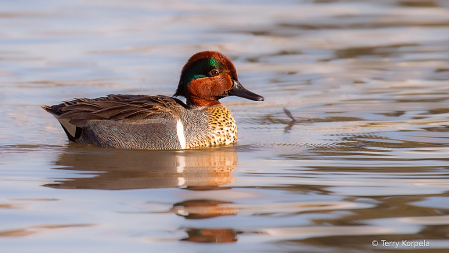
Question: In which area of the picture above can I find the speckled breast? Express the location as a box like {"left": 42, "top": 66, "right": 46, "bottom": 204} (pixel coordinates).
{"left": 206, "top": 105, "right": 237, "bottom": 146}
{"left": 181, "top": 104, "right": 237, "bottom": 148}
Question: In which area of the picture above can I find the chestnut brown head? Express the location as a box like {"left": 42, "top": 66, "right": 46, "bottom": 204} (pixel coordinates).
{"left": 174, "top": 51, "right": 264, "bottom": 107}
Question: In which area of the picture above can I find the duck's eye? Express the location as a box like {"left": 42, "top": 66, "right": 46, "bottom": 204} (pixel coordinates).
{"left": 209, "top": 69, "right": 219, "bottom": 77}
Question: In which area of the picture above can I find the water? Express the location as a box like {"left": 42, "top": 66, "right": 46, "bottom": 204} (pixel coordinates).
{"left": 1, "top": 0, "right": 449, "bottom": 252}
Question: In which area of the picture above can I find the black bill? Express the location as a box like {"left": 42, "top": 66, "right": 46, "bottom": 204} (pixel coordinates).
{"left": 228, "top": 80, "right": 264, "bottom": 101}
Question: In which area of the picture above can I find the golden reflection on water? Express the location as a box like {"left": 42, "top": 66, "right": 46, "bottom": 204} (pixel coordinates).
{"left": 182, "top": 228, "right": 238, "bottom": 243}
{"left": 45, "top": 145, "right": 237, "bottom": 190}
{"left": 43, "top": 145, "right": 242, "bottom": 243}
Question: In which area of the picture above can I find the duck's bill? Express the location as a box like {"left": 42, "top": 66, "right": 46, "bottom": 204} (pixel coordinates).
{"left": 229, "top": 80, "right": 264, "bottom": 101}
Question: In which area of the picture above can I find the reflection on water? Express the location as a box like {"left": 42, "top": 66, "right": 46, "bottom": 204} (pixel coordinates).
{"left": 1, "top": 0, "right": 449, "bottom": 252}
{"left": 182, "top": 228, "right": 238, "bottom": 243}
{"left": 170, "top": 199, "right": 237, "bottom": 219}
{"left": 44, "top": 145, "right": 242, "bottom": 243}
{"left": 45, "top": 145, "right": 237, "bottom": 190}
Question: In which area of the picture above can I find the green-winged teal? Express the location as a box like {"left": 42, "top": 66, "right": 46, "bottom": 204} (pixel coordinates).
{"left": 42, "top": 51, "right": 264, "bottom": 150}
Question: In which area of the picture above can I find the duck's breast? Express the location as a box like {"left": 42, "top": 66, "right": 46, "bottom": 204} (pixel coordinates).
{"left": 180, "top": 105, "right": 237, "bottom": 148}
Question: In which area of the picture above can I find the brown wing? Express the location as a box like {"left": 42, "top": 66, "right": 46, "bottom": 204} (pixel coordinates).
{"left": 42, "top": 94, "right": 187, "bottom": 127}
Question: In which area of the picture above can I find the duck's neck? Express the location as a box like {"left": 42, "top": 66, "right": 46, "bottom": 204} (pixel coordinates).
{"left": 187, "top": 97, "right": 221, "bottom": 107}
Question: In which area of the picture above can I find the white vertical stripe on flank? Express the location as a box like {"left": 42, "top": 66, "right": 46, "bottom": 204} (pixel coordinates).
{"left": 177, "top": 177, "right": 186, "bottom": 186}
{"left": 176, "top": 119, "right": 186, "bottom": 149}
{"left": 176, "top": 155, "right": 186, "bottom": 173}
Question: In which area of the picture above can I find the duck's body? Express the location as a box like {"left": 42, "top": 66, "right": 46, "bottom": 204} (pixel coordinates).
{"left": 43, "top": 94, "right": 237, "bottom": 149}
{"left": 42, "top": 51, "right": 263, "bottom": 150}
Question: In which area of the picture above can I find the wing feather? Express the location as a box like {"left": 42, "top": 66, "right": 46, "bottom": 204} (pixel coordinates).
{"left": 42, "top": 94, "right": 187, "bottom": 127}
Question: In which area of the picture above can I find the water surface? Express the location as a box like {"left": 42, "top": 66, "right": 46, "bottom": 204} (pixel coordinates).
{"left": 1, "top": 0, "right": 449, "bottom": 252}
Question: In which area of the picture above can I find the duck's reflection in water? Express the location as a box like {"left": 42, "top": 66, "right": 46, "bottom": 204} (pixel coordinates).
{"left": 45, "top": 145, "right": 240, "bottom": 243}
{"left": 171, "top": 199, "right": 237, "bottom": 219}
{"left": 182, "top": 228, "right": 238, "bottom": 243}
{"left": 45, "top": 144, "right": 237, "bottom": 190}
{"left": 171, "top": 199, "right": 240, "bottom": 243}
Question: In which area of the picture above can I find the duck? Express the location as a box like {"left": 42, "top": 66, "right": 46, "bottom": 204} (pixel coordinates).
{"left": 42, "top": 51, "right": 264, "bottom": 150}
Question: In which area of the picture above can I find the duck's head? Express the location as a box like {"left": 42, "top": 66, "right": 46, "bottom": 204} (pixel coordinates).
{"left": 174, "top": 51, "right": 264, "bottom": 107}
